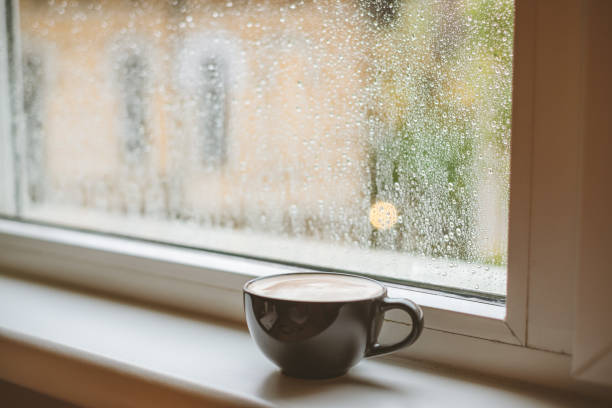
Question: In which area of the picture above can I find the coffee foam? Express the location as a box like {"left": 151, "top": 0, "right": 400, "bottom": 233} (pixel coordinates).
{"left": 246, "top": 274, "right": 384, "bottom": 302}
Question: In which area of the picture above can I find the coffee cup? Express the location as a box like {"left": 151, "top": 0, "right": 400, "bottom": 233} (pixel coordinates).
{"left": 243, "top": 272, "right": 424, "bottom": 379}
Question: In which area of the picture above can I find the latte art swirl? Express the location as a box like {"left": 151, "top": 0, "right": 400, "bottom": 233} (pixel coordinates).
{"left": 246, "top": 274, "right": 384, "bottom": 302}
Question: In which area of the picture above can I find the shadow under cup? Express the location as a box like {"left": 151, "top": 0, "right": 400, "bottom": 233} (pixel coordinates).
{"left": 243, "top": 272, "right": 424, "bottom": 379}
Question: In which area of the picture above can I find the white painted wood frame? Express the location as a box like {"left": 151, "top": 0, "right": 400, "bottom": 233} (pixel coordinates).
{"left": 571, "top": 0, "right": 612, "bottom": 387}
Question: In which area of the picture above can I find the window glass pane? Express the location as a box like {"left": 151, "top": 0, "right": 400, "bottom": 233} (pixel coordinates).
{"left": 15, "top": 0, "right": 513, "bottom": 297}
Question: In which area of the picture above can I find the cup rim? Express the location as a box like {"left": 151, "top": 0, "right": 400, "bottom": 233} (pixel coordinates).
{"left": 242, "top": 271, "right": 387, "bottom": 303}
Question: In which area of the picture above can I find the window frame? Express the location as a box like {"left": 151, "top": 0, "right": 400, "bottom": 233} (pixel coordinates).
{"left": 0, "top": 0, "right": 607, "bottom": 388}
{"left": 571, "top": 0, "right": 612, "bottom": 387}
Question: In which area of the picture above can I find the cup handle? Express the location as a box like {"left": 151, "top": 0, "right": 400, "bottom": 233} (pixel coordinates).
{"left": 365, "top": 297, "right": 424, "bottom": 358}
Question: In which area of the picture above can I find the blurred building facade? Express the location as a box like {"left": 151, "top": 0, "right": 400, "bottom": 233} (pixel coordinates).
{"left": 20, "top": 0, "right": 379, "bottom": 235}
{"left": 18, "top": 0, "right": 511, "bottom": 265}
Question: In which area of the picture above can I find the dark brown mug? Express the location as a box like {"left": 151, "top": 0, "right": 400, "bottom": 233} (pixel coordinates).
{"left": 243, "top": 272, "right": 424, "bottom": 379}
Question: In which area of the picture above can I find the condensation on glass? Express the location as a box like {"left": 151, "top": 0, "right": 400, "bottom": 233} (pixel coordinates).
{"left": 14, "top": 0, "right": 514, "bottom": 296}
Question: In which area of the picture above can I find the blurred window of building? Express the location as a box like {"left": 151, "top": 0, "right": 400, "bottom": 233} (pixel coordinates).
{"left": 115, "top": 48, "right": 149, "bottom": 162}
{"left": 198, "top": 57, "right": 227, "bottom": 167}
{"left": 22, "top": 50, "right": 45, "bottom": 203}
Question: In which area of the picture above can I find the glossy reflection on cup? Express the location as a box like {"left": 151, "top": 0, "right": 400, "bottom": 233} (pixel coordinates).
{"left": 243, "top": 272, "right": 424, "bottom": 379}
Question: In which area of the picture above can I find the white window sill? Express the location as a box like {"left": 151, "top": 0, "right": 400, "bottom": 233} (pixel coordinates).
{"left": 0, "top": 274, "right": 606, "bottom": 407}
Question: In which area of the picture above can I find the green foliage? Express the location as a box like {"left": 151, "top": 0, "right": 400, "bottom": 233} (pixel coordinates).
{"left": 370, "top": 0, "right": 514, "bottom": 265}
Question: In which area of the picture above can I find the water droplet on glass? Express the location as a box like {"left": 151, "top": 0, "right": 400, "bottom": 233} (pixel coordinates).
{"left": 17, "top": 0, "right": 513, "bottom": 297}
